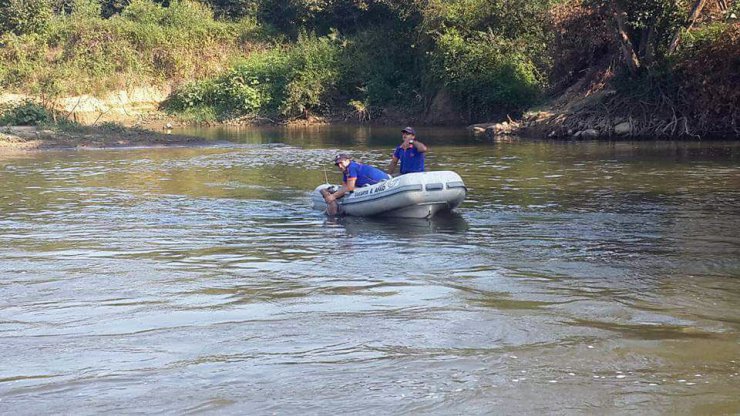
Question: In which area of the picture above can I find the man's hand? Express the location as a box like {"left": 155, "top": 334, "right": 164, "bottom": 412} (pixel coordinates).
{"left": 401, "top": 137, "right": 412, "bottom": 150}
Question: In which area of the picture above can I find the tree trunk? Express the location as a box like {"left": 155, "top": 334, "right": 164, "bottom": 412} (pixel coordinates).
{"left": 668, "top": 0, "right": 710, "bottom": 55}
{"left": 609, "top": 0, "right": 641, "bottom": 75}
{"left": 638, "top": 24, "right": 656, "bottom": 67}
{"left": 644, "top": 25, "right": 656, "bottom": 67}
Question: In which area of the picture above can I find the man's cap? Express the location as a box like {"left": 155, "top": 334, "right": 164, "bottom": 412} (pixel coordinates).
{"left": 401, "top": 126, "right": 416, "bottom": 135}
{"left": 334, "top": 154, "right": 351, "bottom": 164}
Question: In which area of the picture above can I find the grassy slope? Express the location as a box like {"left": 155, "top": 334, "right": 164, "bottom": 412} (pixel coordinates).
{"left": 0, "top": 0, "right": 262, "bottom": 98}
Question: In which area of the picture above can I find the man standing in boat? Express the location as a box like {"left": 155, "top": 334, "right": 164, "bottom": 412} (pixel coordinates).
{"left": 321, "top": 154, "right": 390, "bottom": 215}
{"left": 387, "top": 127, "right": 428, "bottom": 176}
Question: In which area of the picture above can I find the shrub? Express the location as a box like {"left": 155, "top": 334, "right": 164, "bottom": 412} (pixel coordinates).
{"left": 0, "top": 0, "right": 53, "bottom": 35}
{"left": 0, "top": 0, "right": 264, "bottom": 96}
{"left": 160, "top": 0, "right": 215, "bottom": 28}
{"left": 420, "top": 0, "right": 551, "bottom": 121}
{"left": 167, "top": 32, "right": 341, "bottom": 119}
{"left": 0, "top": 100, "right": 50, "bottom": 125}
{"left": 279, "top": 31, "right": 340, "bottom": 116}
{"left": 71, "top": 0, "right": 101, "bottom": 19}
{"left": 337, "top": 27, "right": 419, "bottom": 108}
{"left": 674, "top": 23, "right": 740, "bottom": 134}
{"left": 119, "top": 0, "right": 164, "bottom": 24}
{"left": 428, "top": 28, "right": 544, "bottom": 121}
{"left": 203, "top": 0, "right": 258, "bottom": 20}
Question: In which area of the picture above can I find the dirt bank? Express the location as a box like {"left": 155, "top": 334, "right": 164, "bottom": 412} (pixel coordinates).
{"left": 1, "top": 87, "right": 170, "bottom": 126}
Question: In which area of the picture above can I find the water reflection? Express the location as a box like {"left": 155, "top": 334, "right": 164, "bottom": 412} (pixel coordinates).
{"left": 172, "top": 125, "right": 480, "bottom": 149}
{"left": 325, "top": 212, "right": 469, "bottom": 238}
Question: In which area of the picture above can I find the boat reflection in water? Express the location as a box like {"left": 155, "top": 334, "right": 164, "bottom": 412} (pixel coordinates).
{"left": 324, "top": 211, "right": 469, "bottom": 238}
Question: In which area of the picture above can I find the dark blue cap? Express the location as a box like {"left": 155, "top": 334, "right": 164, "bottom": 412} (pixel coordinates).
{"left": 334, "top": 154, "right": 350, "bottom": 164}
{"left": 401, "top": 127, "right": 416, "bottom": 135}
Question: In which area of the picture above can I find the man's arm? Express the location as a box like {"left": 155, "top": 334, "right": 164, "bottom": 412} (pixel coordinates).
{"left": 412, "top": 139, "right": 428, "bottom": 153}
{"left": 324, "top": 178, "right": 357, "bottom": 202}
{"left": 388, "top": 156, "right": 399, "bottom": 175}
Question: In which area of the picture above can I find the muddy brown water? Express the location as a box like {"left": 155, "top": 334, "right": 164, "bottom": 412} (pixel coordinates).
{"left": 1, "top": 126, "right": 739, "bottom": 414}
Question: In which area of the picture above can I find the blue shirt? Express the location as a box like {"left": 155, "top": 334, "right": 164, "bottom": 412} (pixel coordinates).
{"left": 343, "top": 161, "right": 390, "bottom": 187}
{"left": 393, "top": 144, "right": 425, "bottom": 174}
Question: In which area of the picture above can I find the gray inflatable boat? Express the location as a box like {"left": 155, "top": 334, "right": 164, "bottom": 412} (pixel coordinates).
{"left": 311, "top": 171, "right": 467, "bottom": 218}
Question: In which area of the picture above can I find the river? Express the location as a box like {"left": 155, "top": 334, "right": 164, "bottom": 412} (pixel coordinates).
{"left": 1, "top": 126, "right": 739, "bottom": 414}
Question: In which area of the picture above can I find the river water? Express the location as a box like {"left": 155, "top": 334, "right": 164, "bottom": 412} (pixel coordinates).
{"left": 1, "top": 126, "right": 739, "bottom": 414}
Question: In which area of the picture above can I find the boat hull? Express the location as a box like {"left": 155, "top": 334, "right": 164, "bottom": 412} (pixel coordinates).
{"left": 311, "top": 171, "right": 467, "bottom": 218}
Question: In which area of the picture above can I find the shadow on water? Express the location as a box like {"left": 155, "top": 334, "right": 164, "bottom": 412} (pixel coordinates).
{"left": 325, "top": 212, "right": 469, "bottom": 238}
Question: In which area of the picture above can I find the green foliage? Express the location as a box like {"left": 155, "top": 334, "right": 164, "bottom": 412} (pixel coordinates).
{"left": 584, "top": 0, "right": 695, "bottom": 66}
{"left": 3, "top": 0, "right": 727, "bottom": 128}
{"left": 424, "top": 0, "right": 550, "bottom": 40}
{"left": 167, "top": 32, "right": 341, "bottom": 119}
{"left": 161, "top": 0, "right": 215, "bottom": 27}
{"left": 71, "top": 0, "right": 101, "bottom": 19}
{"left": 420, "top": 0, "right": 551, "bottom": 120}
{"left": 254, "top": 0, "right": 405, "bottom": 38}
{"left": 674, "top": 22, "right": 739, "bottom": 133}
{"left": 165, "top": 0, "right": 553, "bottom": 122}
{"left": 428, "top": 28, "right": 544, "bottom": 120}
{"left": 119, "top": 0, "right": 214, "bottom": 25}
{"left": 97, "top": 120, "right": 126, "bottom": 131}
{"left": 202, "top": 0, "right": 258, "bottom": 19}
{"left": 279, "top": 31, "right": 340, "bottom": 115}
{"left": 119, "top": 0, "right": 162, "bottom": 23}
{"left": 337, "top": 27, "right": 419, "bottom": 108}
{"left": 176, "top": 105, "right": 219, "bottom": 123}
{"left": 1, "top": 0, "right": 556, "bottom": 123}
{"left": 52, "top": 116, "right": 87, "bottom": 132}
{"left": 679, "top": 21, "right": 732, "bottom": 52}
{"left": 0, "top": 0, "right": 53, "bottom": 35}
{"left": 0, "top": 0, "right": 262, "bottom": 95}
{"left": 166, "top": 49, "right": 283, "bottom": 118}
{"left": 0, "top": 100, "right": 50, "bottom": 125}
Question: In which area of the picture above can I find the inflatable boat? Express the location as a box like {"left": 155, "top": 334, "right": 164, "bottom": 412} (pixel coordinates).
{"left": 311, "top": 171, "right": 467, "bottom": 218}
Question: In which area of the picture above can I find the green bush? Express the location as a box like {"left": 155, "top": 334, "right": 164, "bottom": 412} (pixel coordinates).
{"left": 70, "top": 0, "right": 101, "bottom": 19}
{"left": 0, "top": 0, "right": 53, "bottom": 35}
{"left": 0, "top": 100, "right": 50, "bottom": 125}
{"left": 0, "top": 0, "right": 264, "bottom": 95}
{"left": 119, "top": 0, "right": 163, "bottom": 24}
{"left": 674, "top": 23, "right": 739, "bottom": 134}
{"left": 279, "top": 31, "right": 340, "bottom": 115}
{"left": 203, "top": 0, "right": 258, "bottom": 20}
{"left": 428, "top": 28, "right": 543, "bottom": 120}
{"left": 337, "top": 27, "right": 419, "bottom": 108}
{"left": 166, "top": 49, "right": 285, "bottom": 118}
{"left": 167, "top": 32, "right": 341, "bottom": 119}
{"left": 161, "top": 0, "right": 215, "bottom": 27}
{"left": 0, "top": 0, "right": 566, "bottom": 123}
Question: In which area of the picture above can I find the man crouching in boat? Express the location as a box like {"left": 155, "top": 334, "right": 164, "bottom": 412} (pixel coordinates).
{"left": 321, "top": 154, "right": 391, "bottom": 215}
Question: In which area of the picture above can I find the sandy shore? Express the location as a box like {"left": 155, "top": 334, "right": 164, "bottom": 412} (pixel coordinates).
{"left": 0, "top": 125, "right": 212, "bottom": 151}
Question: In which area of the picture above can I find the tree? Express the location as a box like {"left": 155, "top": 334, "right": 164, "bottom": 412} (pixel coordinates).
{"left": 667, "top": 0, "right": 710, "bottom": 54}
{"left": 609, "top": 0, "right": 641, "bottom": 74}
{"left": 591, "top": 0, "right": 694, "bottom": 74}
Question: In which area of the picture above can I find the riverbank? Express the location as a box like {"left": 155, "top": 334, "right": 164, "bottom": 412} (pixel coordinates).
{"left": 468, "top": 70, "right": 739, "bottom": 141}
{"left": 468, "top": 88, "right": 650, "bottom": 141}
{"left": 0, "top": 125, "right": 211, "bottom": 151}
